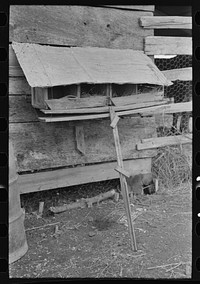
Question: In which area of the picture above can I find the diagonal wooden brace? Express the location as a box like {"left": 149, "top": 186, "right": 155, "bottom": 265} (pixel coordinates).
{"left": 109, "top": 106, "right": 137, "bottom": 252}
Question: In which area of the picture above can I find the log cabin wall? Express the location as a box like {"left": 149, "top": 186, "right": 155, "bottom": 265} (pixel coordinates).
{"left": 9, "top": 5, "right": 157, "bottom": 194}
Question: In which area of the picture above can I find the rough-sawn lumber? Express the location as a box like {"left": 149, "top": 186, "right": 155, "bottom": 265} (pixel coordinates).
{"left": 39, "top": 101, "right": 192, "bottom": 122}
{"left": 18, "top": 158, "right": 152, "bottom": 194}
{"left": 49, "top": 189, "right": 117, "bottom": 213}
{"left": 10, "top": 117, "right": 156, "bottom": 172}
{"left": 137, "top": 134, "right": 192, "bottom": 150}
{"left": 145, "top": 36, "right": 192, "bottom": 55}
{"left": 10, "top": 6, "right": 153, "bottom": 50}
{"left": 140, "top": 16, "right": 192, "bottom": 29}
{"left": 161, "top": 68, "right": 192, "bottom": 82}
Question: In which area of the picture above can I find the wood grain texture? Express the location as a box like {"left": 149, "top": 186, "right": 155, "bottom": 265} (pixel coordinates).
{"left": 10, "top": 6, "right": 153, "bottom": 49}
{"left": 39, "top": 101, "right": 192, "bottom": 122}
{"left": 9, "top": 66, "right": 24, "bottom": 77}
{"left": 145, "top": 36, "right": 192, "bottom": 55}
{"left": 140, "top": 16, "right": 192, "bottom": 29}
{"left": 9, "top": 92, "right": 169, "bottom": 123}
{"left": 41, "top": 100, "right": 169, "bottom": 115}
{"left": 137, "top": 134, "right": 192, "bottom": 150}
{"left": 102, "top": 5, "right": 154, "bottom": 12}
{"left": 109, "top": 106, "right": 137, "bottom": 251}
{"left": 18, "top": 157, "right": 152, "bottom": 194}
{"left": 9, "top": 117, "right": 157, "bottom": 172}
{"left": 45, "top": 96, "right": 108, "bottom": 110}
{"left": 9, "top": 95, "right": 39, "bottom": 123}
{"left": 9, "top": 45, "right": 20, "bottom": 67}
{"left": 162, "top": 67, "right": 192, "bottom": 81}
{"left": 112, "top": 91, "right": 164, "bottom": 106}
{"left": 9, "top": 77, "right": 31, "bottom": 95}
{"left": 75, "top": 125, "right": 86, "bottom": 155}
{"left": 141, "top": 101, "right": 192, "bottom": 116}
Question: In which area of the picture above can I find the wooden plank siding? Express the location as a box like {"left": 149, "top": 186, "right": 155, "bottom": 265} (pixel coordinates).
{"left": 9, "top": 5, "right": 158, "bottom": 183}
{"left": 9, "top": 77, "right": 31, "bottom": 95}
{"left": 10, "top": 117, "right": 157, "bottom": 172}
{"left": 144, "top": 36, "right": 192, "bottom": 55}
{"left": 140, "top": 16, "right": 192, "bottom": 29}
{"left": 18, "top": 157, "right": 152, "bottom": 194}
{"left": 137, "top": 134, "right": 192, "bottom": 150}
{"left": 9, "top": 6, "right": 153, "bottom": 50}
{"left": 9, "top": 95, "right": 39, "bottom": 123}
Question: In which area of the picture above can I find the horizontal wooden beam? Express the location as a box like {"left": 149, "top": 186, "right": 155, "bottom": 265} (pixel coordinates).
{"left": 162, "top": 67, "right": 192, "bottom": 82}
{"left": 18, "top": 158, "right": 152, "bottom": 194}
{"left": 141, "top": 101, "right": 192, "bottom": 116}
{"left": 140, "top": 16, "right": 192, "bottom": 29}
{"left": 111, "top": 91, "right": 164, "bottom": 106}
{"left": 39, "top": 102, "right": 192, "bottom": 122}
{"left": 137, "top": 134, "right": 192, "bottom": 150}
{"left": 145, "top": 36, "right": 192, "bottom": 55}
{"left": 41, "top": 100, "right": 169, "bottom": 115}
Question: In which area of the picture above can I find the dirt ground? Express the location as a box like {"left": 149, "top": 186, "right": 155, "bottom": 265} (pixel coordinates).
{"left": 9, "top": 180, "right": 192, "bottom": 279}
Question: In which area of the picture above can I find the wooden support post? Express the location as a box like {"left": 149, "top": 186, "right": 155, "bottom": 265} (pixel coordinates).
{"left": 110, "top": 106, "right": 137, "bottom": 252}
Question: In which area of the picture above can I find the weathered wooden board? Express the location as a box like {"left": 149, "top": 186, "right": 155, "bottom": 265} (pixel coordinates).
{"left": 9, "top": 77, "right": 31, "bottom": 95}
{"left": 9, "top": 95, "right": 39, "bottom": 123}
{"left": 18, "top": 157, "right": 152, "bottom": 194}
{"left": 9, "top": 44, "right": 20, "bottom": 68}
{"left": 102, "top": 6, "right": 154, "bottom": 12}
{"left": 145, "top": 36, "right": 192, "bottom": 55}
{"left": 112, "top": 91, "right": 164, "bottom": 106}
{"left": 10, "top": 6, "right": 153, "bottom": 49}
{"left": 46, "top": 96, "right": 108, "bottom": 110}
{"left": 141, "top": 101, "right": 192, "bottom": 116}
{"left": 75, "top": 125, "right": 86, "bottom": 155}
{"left": 9, "top": 94, "right": 169, "bottom": 123}
{"left": 41, "top": 100, "right": 169, "bottom": 115}
{"left": 39, "top": 101, "right": 192, "bottom": 122}
{"left": 9, "top": 66, "right": 24, "bottom": 77}
{"left": 140, "top": 16, "right": 192, "bottom": 29}
{"left": 9, "top": 117, "right": 157, "bottom": 172}
{"left": 162, "top": 67, "right": 192, "bottom": 81}
{"left": 137, "top": 134, "right": 192, "bottom": 150}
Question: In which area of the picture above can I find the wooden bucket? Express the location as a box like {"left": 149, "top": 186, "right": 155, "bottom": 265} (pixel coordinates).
{"left": 9, "top": 141, "right": 28, "bottom": 264}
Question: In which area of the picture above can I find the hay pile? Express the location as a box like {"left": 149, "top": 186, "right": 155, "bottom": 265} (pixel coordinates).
{"left": 152, "top": 145, "right": 192, "bottom": 189}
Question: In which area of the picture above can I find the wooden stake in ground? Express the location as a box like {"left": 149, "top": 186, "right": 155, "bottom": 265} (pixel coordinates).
{"left": 109, "top": 106, "right": 137, "bottom": 251}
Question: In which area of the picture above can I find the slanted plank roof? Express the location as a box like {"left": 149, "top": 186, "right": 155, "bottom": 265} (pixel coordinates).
{"left": 12, "top": 42, "right": 172, "bottom": 88}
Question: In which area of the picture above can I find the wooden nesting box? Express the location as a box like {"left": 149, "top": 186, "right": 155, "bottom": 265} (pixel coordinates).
{"left": 31, "top": 85, "right": 79, "bottom": 109}
{"left": 12, "top": 42, "right": 172, "bottom": 115}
